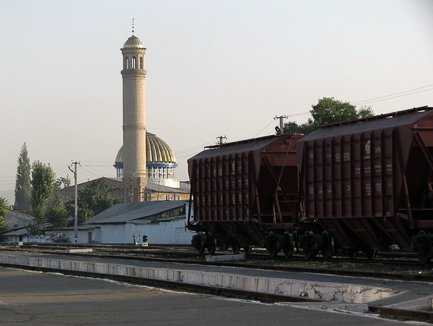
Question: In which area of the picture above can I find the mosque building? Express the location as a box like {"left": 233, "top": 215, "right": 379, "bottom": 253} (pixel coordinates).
{"left": 60, "top": 28, "right": 188, "bottom": 205}
{"left": 11, "top": 27, "right": 193, "bottom": 245}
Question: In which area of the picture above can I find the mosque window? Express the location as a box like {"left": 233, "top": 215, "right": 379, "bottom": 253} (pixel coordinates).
{"left": 132, "top": 56, "right": 137, "bottom": 69}
{"left": 125, "top": 57, "right": 129, "bottom": 69}
{"left": 140, "top": 57, "right": 143, "bottom": 69}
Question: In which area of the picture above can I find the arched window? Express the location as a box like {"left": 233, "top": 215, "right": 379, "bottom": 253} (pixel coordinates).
{"left": 125, "top": 57, "right": 129, "bottom": 69}
{"left": 132, "top": 56, "right": 136, "bottom": 69}
{"left": 140, "top": 57, "right": 143, "bottom": 69}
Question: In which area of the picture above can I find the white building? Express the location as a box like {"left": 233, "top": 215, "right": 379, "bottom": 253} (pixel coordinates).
{"left": 46, "top": 200, "right": 194, "bottom": 245}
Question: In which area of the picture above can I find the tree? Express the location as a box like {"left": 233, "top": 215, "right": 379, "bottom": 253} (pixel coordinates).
{"left": 68, "top": 179, "right": 118, "bottom": 224}
{"left": 14, "top": 143, "right": 32, "bottom": 211}
{"left": 31, "top": 161, "right": 56, "bottom": 226}
{"left": 46, "top": 192, "right": 68, "bottom": 227}
{"left": 0, "top": 197, "right": 9, "bottom": 231}
{"left": 45, "top": 179, "right": 69, "bottom": 227}
{"left": 282, "top": 97, "right": 374, "bottom": 135}
{"left": 56, "top": 176, "right": 71, "bottom": 189}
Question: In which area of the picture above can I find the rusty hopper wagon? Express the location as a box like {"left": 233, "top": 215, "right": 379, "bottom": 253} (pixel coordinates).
{"left": 187, "top": 134, "right": 303, "bottom": 256}
{"left": 297, "top": 106, "right": 433, "bottom": 262}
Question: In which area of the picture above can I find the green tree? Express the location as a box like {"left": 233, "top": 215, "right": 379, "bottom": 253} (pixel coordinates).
{"left": 14, "top": 143, "right": 32, "bottom": 211}
{"left": 46, "top": 192, "right": 68, "bottom": 227}
{"left": 31, "top": 161, "right": 56, "bottom": 226}
{"left": 282, "top": 97, "right": 373, "bottom": 135}
{"left": 0, "top": 197, "right": 9, "bottom": 231}
{"left": 68, "top": 179, "right": 118, "bottom": 224}
{"left": 56, "top": 176, "right": 71, "bottom": 189}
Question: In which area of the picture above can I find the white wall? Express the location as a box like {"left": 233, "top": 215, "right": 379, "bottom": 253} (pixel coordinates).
{"left": 125, "top": 218, "right": 194, "bottom": 245}
{"left": 45, "top": 230, "right": 95, "bottom": 244}
{"left": 45, "top": 204, "right": 195, "bottom": 245}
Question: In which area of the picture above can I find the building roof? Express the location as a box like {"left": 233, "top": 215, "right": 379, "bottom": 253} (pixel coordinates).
{"left": 86, "top": 200, "right": 186, "bottom": 225}
{"left": 60, "top": 178, "right": 189, "bottom": 198}
{"left": 122, "top": 35, "right": 145, "bottom": 49}
{"left": 146, "top": 182, "right": 190, "bottom": 194}
{"left": 4, "top": 210, "right": 34, "bottom": 230}
{"left": 1, "top": 228, "right": 29, "bottom": 237}
{"left": 115, "top": 132, "right": 177, "bottom": 168}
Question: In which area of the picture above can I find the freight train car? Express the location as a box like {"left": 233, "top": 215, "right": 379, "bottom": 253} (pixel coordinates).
{"left": 187, "top": 134, "right": 303, "bottom": 256}
{"left": 297, "top": 106, "right": 433, "bottom": 262}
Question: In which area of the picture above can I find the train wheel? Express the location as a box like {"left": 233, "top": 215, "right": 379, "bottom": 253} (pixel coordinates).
{"left": 232, "top": 243, "right": 240, "bottom": 254}
{"left": 243, "top": 244, "right": 252, "bottom": 254}
{"left": 192, "top": 234, "right": 205, "bottom": 255}
{"left": 282, "top": 232, "right": 293, "bottom": 258}
{"left": 366, "top": 248, "right": 377, "bottom": 260}
{"left": 265, "top": 232, "right": 279, "bottom": 258}
{"left": 415, "top": 231, "right": 432, "bottom": 264}
{"left": 269, "top": 244, "right": 279, "bottom": 258}
{"left": 207, "top": 237, "right": 216, "bottom": 255}
{"left": 321, "top": 231, "right": 334, "bottom": 260}
{"left": 304, "top": 246, "right": 316, "bottom": 259}
{"left": 347, "top": 248, "right": 357, "bottom": 259}
{"left": 418, "top": 253, "right": 432, "bottom": 265}
{"left": 301, "top": 231, "right": 317, "bottom": 259}
{"left": 283, "top": 248, "right": 292, "bottom": 258}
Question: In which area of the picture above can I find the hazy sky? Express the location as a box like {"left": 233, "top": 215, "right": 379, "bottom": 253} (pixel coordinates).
{"left": 1, "top": 0, "right": 432, "bottom": 203}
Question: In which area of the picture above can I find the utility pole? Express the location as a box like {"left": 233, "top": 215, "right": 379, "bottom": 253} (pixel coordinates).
{"left": 274, "top": 115, "right": 288, "bottom": 130}
{"left": 68, "top": 161, "right": 80, "bottom": 243}
{"left": 216, "top": 135, "right": 227, "bottom": 145}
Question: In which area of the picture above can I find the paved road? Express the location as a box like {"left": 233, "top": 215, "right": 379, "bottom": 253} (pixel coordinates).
{"left": 0, "top": 267, "right": 412, "bottom": 325}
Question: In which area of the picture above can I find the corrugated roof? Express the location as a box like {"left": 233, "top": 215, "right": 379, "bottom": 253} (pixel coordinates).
{"left": 301, "top": 106, "right": 433, "bottom": 142}
{"left": 130, "top": 215, "right": 184, "bottom": 224}
{"left": 5, "top": 210, "right": 34, "bottom": 230}
{"left": 1, "top": 228, "right": 29, "bottom": 236}
{"left": 86, "top": 200, "right": 186, "bottom": 225}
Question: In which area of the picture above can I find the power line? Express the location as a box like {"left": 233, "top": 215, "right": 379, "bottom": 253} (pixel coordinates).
{"left": 80, "top": 165, "right": 103, "bottom": 178}
{"left": 175, "top": 141, "right": 214, "bottom": 155}
{"left": 354, "top": 83, "right": 433, "bottom": 105}
{"left": 252, "top": 119, "right": 274, "bottom": 137}
{"left": 80, "top": 164, "right": 113, "bottom": 168}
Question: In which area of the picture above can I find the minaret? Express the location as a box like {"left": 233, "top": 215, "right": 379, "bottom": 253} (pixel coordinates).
{"left": 121, "top": 22, "right": 147, "bottom": 202}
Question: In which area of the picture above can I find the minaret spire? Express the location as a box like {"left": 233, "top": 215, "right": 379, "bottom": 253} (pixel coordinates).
{"left": 132, "top": 18, "right": 135, "bottom": 34}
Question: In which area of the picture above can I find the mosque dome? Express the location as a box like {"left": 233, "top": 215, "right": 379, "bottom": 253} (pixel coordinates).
{"left": 114, "top": 132, "right": 177, "bottom": 179}
{"left": 122, "top": 35, "right": 145, "bottom": 49}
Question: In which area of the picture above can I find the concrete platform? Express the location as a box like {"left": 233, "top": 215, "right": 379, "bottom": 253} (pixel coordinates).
{"left": 0, "top": 268, "right": 407, "bottom": 326}
{"left": 1, "top": 250, "right": 432, "bottom": 322}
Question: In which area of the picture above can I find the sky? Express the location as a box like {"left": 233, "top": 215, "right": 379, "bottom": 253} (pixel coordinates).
{"left": 0, "top": 0, "right": 432, "bottom": 203}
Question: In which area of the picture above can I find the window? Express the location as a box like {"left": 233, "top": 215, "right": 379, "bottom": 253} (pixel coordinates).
{"left": 132, "top": 56, "right": 136, "bottom": 69}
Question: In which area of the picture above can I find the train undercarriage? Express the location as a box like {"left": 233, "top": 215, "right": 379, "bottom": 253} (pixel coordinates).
{"left": 190, "top": 224, "right": 433, "bottom": 264}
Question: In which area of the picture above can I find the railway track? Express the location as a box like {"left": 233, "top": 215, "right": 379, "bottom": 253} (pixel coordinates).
{"left": 2, "top": 244, "right": 433, "bottom": 282}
